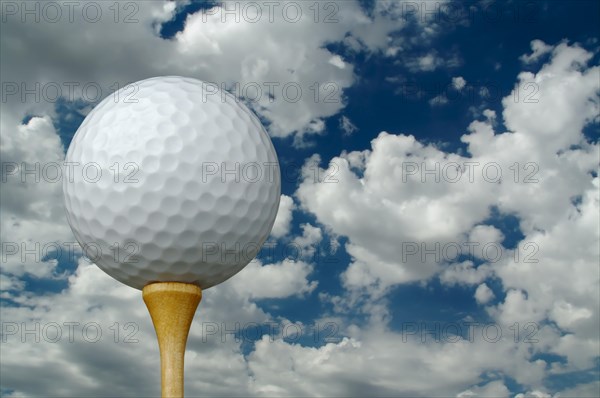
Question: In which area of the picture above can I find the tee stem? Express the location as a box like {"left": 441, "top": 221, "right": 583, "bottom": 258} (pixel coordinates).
{"left": 143, "top": 282, "right": 202, "bottom": 398}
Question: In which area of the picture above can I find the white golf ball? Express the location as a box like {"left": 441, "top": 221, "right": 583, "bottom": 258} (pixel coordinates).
{"left": 63, "top": 76, "right": 280, "bottom": 290}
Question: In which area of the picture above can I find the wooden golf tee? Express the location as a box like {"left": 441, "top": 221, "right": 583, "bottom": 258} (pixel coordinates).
{"left": 143, "top": 282, "right": 202, "bottom": 398}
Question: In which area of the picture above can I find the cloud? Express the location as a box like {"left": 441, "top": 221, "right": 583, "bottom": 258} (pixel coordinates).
{"left": 555, "top": 381, "right": 600, "bottom": 397}
{"left": 475, "top": 283, "right": 495, "bottom": 304}
{"left": 429, "top": 94, "right": 449, "bottom": 106}
{"left": 292, "top": 223, "right": 323, "bottom": 260}
{"left": 339, "top": 115, "right": 358, "bottom": 136}
{"left": 299, "top": 40, "right": 598, "bottom": 287}
{"left": 228, "top": 259, "right": 318, "bottom": 299}
{"left": 0, "top": 1, "right": 437, "bottom": 147}
{"left": 520, "top": 40, "right": 553, "bottom": 64}
{"left": 405, "top": 50, "right": 462, "bottom": 73}
{"left": 482, "top": 109, "right": 496, "bottom": 124}
{"left": 0, "top": 116, "right": 74, "bottom": 279}
{"left": 440, "top": 261, "right": 492, "bottom": 287}
{"left": 297, "top": 40, "right": 599, "bottom": 382}
{"left": 1, "top": 2, "right": 599, "bottom": 395}
{"left": 469, "top": 225, "right": 503, "bottom": 251}
{"left": 0, "top": 258, "right": 272, "bottom": 396}
{"left": 297, "top": 131, "right": 500, "bottom": 293}
{"left": 457, "top": 380, "right": 510, "bottom": 397}
{"left": 452, "top": 76, "right": 467, "bottom": 91}
{"left": 246, "top": 323, "right": 551, "bottom": 397}
{"left": 514, "top": 391, "right": 552, "bottom": 398}
{"left": 0, "top": 274, "right": 25, "bottom": 293}
{"left": 270, "top": 194, "right": 294, "bottom": 238}
{"left": 407, "top": 52, "right": 444, "bottom": 72}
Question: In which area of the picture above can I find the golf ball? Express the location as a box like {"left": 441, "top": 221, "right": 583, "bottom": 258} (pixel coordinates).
{"left": 63, "top": 76, "right": 280, "bottom": 290}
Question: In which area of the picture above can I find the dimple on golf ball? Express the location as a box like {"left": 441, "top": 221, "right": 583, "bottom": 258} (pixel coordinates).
{"left": 63, "top": 76, "right": 280, "bottom": 290}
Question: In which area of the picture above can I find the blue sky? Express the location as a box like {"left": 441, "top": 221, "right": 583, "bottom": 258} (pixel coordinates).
{"left": 1, "top": 1, "right": 599, "bottom": 397}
